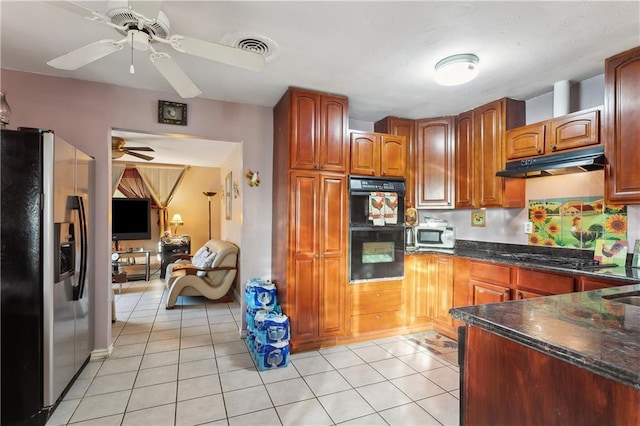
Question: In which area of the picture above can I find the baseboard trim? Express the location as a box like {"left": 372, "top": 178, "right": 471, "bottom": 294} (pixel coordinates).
{"left": 90, "top": 345, "right": 113, "bottom": 360}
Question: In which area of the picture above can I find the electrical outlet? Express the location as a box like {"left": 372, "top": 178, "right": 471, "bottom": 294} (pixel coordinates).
{"left": 523, "top": 221, "right": 533, "bottom": 234}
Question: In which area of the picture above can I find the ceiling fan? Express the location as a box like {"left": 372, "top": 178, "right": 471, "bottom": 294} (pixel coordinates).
{"left": 112, "top": 136, "right": 155, "bottom": 161}
{"left": 47, "top": 1, "right": 266, "bottom": 98}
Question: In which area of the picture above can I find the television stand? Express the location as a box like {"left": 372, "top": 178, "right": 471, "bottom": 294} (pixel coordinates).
{"left": 112, "top": 250, "right": 152, "bottom": 282}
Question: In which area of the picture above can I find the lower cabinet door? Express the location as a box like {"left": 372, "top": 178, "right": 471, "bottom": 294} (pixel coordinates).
{"left": 471, "top": 279, "right": 511, "bottom": 304}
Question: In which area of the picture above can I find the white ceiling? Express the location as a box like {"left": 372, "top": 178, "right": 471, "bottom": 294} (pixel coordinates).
{"left": 2, "top": 1, "right": 640, "bottom": 164}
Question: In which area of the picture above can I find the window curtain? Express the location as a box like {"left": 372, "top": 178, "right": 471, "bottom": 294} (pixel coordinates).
{"left": 117, "top": 168, "right": 153, "bottom": 199}
{"left": 112, "top": 163, "right": 126, "bottom": 196}
{"left": 135, "top": 164, "right": 189, "bottom": 237}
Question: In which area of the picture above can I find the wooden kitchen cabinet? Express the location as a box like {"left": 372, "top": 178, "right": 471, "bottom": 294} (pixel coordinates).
{"left": 468, "top": 260, "right": 514, "bottom": 304}
{"left": 374, "top": 117, "right": 416, "bottom": 204}
{"left": 349, "top": 280, "right": 405, "bottom": 336}
{"left": 516, "top": 268, "right": 574, "bottom": 297}
{"left": 605, "top": 45, "right": 640, "bottom": 204}
{"left": 415, "top": 117, "right": 455, "bottom": 209}
{"left": 407, "top": 253, "right": 455, "bottom": 338}
{"left": 505, "top": 108, "right": 601, "bottom": 160}
{"left": 455, "top": 98, "right": 526, "bottom": 208}
{"left": 577, "top": 276, "right": 626, "bottom": 291}
{"left": 287, "top": 88, "right": 349, "bottom": 172}
{"left": 349, "top": 130, "right": 406, "bottom": 177}
{"left": 287, "top": 172, "right": 347, "bottom": 346}
{"left": 272, "top": 87, "right": 349, "bottom": 352}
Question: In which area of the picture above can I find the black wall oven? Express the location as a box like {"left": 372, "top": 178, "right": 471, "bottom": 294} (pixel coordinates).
{"left": 349, "top": 176, "right": 405, "bottom": 282}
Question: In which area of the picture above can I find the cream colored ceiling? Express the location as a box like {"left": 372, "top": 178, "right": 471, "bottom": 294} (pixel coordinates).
{"left": 1, "top": 1, "right": 639, "bottom": 124}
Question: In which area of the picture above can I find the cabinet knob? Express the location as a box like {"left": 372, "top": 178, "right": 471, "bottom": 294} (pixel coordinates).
{"left": 536, "top": 148, "right": 542, "bottom": 154}
{"left": 376, "top": 293, "right": 381, "bottom": 297}
{"left": 375, "top": 315, "right": 380, "bottom": 319}
{"left": 550, "top": 144, "right": 557, "bottom": 151}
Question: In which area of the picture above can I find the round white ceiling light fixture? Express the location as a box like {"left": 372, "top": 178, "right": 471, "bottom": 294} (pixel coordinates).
{"left": 434, "top": 53, "right": 480, "bottom": 86}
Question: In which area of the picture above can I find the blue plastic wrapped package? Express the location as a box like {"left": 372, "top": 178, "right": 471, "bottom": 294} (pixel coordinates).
{"left": 253, "top": 335, "right": 289, "bottom": 370}
{"left": 254, "top": 311, "right": 290, "bottom": 343}
{"left": 246, "top": 281, "right": 278, "bottom": 311}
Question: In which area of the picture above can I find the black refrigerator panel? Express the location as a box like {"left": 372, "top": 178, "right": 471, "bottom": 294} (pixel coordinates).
{"left": 1, "top": 129, "right": 45, "bottom": 425}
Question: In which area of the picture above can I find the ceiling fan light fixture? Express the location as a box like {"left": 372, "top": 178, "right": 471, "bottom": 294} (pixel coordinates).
{"left": 434, "top": 53, "right": 479, "bottom": 86}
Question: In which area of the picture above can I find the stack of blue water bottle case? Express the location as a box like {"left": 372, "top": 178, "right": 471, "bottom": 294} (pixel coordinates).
{"left": 244, "top": 278, "right": 290, "bottom": 370}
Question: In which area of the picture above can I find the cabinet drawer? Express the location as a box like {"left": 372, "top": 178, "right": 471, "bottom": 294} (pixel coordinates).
{"left": 517, "top": 269, "right": 574, "bottom": 295}
{"left": 470, "top": 261, "right": 513, "bottom": 286}
{"left": 350, "top": 288, "right": 403, "bottom": 315}
{"left": 577, "top": 276, "right": 625, "bottom": 291}
{"left": 351, "top": 310, "right": 404, "bottom": 334}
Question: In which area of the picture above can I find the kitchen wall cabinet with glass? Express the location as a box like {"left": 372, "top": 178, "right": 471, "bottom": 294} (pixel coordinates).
{"left": 272, "top": 87, "right": 349, "bottom": 352}
{"left": 455, "top": 98, "right": 527, "bottom": 208}
{"left": 349, "top": 130, "right": 406, "bottom": 177}
{"left": 605, "top": 45, "right": 640, "bottom": 204}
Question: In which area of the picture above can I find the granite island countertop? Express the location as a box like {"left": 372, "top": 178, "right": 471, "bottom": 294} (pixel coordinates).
{"left": 450, "top": 283, "right": 640, "bottom": 389}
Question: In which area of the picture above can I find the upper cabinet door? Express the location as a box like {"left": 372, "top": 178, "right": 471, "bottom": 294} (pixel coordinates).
{"left": 374, "top": 117, "right": 416, "bottom": 203}
{"left": 415, "top": 117, "right": 454, "bottom": 208}
{"left": 319, "top": 96, "right": 349, "bottom": 172}
{"left": 455, "top": 111, "right": 475, "bottom": 208}
{"left": 290, "top": 90, "right": 348, "bottom": 172}
{"left": 605, "top": 46, "right": 640, "bottom": 203}
{"left": 506, "top": 123, "right": 546, "bottom": 160}
{"left": 350, "top": 131, "right": 379, "bottom": 176}
{"left": 474, "top": 100, "right": 504, "bottom": 207}
{"left": 290, "top": 90, "right": 320, "bottom": 170}
{"left": 379, "top": 134, "right": 406, "bottom": 177}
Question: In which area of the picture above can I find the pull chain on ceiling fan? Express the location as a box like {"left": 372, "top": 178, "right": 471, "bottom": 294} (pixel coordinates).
{"left": 47, "top": 0, "right": 267, "bottom": 98}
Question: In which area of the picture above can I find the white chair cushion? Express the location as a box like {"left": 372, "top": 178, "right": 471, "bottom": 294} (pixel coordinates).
{"left": 191, "top": 246, "right": 209, "bottom": 266}
{"left": 197, "top": 251, "right": 217, "bottom": 277}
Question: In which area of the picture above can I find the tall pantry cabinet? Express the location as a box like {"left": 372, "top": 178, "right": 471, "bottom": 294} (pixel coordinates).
{"left": 272, "top": 88, "right": 349, "bottom": 351}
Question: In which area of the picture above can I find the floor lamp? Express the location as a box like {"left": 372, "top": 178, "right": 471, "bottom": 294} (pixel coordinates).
{"left": 203, "top": 191, "right": 217, "bottom": 240}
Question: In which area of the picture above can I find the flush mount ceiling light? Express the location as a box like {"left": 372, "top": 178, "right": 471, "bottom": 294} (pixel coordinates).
{"left": 434, "top": 53, "right": 480, "bottom": 86}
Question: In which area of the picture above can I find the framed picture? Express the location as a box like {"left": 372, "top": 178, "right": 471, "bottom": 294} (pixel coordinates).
{"left": 224, "top": 172, "right": 232, "bottom": 220}
{"left": 471, "top": 209, "right": 486, "bottom": 227}
{"left": 158, "top": 100, "right": 187, "bottom": 125}
{"left": 594, "top": 239, "right": 628, "bottom": 266}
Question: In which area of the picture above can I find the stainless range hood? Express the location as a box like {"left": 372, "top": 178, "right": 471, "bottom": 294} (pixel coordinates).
{"left": 496, "top": 146, "right": 605, "bottom": 178}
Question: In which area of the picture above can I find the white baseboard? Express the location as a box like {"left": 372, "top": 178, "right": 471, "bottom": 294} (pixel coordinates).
{"left": 90, "top": 345, "right": 113, "bottom": 360}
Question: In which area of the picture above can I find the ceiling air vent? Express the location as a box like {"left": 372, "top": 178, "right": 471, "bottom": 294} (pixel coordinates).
{"left": 223, "top": 33, "right": 279, "bottom": 62}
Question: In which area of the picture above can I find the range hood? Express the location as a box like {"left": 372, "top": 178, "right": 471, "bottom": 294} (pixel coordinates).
{"left": 496, "top": 146, "right": 605, "bottom": 178}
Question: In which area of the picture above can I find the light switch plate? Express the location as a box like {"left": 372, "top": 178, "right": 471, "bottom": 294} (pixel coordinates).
{"left": 523, "top": 221, "right": 533, "bottom": 234}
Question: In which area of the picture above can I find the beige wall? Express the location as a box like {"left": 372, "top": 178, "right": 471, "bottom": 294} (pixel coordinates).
{"left": 1, "top": 68, "right": 273, "bottom": 353}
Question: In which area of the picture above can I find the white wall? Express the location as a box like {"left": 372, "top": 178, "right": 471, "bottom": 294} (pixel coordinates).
{"left": 1, "top": 69, "right": 273, "bottom": 353}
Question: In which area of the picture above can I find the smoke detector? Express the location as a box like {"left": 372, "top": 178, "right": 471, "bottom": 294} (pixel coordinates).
{"left": 222, "top": 33, "right": 279, "bottom": 62}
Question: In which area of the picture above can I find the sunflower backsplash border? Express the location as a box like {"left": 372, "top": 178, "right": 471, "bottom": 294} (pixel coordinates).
{"left": 527, "top": 196, "right": 627, "bottom": 250}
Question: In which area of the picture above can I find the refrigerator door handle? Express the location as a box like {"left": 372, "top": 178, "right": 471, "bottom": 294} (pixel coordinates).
{"left": 71, "top": 195, "right": 88, "bottom": 301}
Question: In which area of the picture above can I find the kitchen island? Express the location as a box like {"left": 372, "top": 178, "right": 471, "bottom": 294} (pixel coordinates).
{"left": 450, "top": 284, "right": 640, "bottom": 426}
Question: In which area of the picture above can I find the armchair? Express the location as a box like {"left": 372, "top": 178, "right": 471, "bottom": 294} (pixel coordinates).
{"left": 164, "top": 239, "right": 239, "bottom": 309}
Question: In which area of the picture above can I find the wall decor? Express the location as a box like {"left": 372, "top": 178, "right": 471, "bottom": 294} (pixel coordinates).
{"left": 158, "top": 100, "right": 187, "bottom": 125}
{"left": 245, "top": 169, "right": 260, "bottom": 187}
{"left": 471, "top": 209, "right": 485, "bottom": 227}
{"left": 225, "top": 172, "right": 232, "bottom": 220}
{"left": 527, "top": 196, "right": 627, "bottom": 249}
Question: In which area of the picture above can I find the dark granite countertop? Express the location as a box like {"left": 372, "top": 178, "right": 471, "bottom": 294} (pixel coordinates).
{"left": 450, "top": 284, "right": 640, "bottom": 389}
{"left": 407, "top": 240, "right": 640, "bottom": 284}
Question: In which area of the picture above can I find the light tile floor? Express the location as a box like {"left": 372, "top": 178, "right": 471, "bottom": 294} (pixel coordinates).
{"left": 47, "top": 278, "right": 460, "bottom": 426}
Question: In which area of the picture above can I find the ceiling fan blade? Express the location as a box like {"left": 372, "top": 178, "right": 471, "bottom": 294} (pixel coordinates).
{"left": 128, "top": 1, "right": 163, "bottom": 19}
{"left": 47, "top": 40, "right": 123, "bottom": 70}
{"left": 125, "top": 146, "right": 155, "bottom": 152}
{"left": 175, "top": 36, "right": 266, "bottom": 72}
{"left": 150, "top": 53, "right": 202, "bottom": 98}
{"left": 50, "top": 1, "right": 99, "bottom": 19}
{"left": 125, "top": 150, "right": 155, "bottom": 161}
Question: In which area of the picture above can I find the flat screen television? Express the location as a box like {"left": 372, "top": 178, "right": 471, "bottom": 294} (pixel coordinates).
{"left": 112, "top": 198, "right": 152, "bottom": 241}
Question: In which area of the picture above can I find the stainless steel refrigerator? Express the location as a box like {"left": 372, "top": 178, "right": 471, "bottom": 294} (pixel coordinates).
{"left": 1, "top": 128, "right": 94, "bottom": 425}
